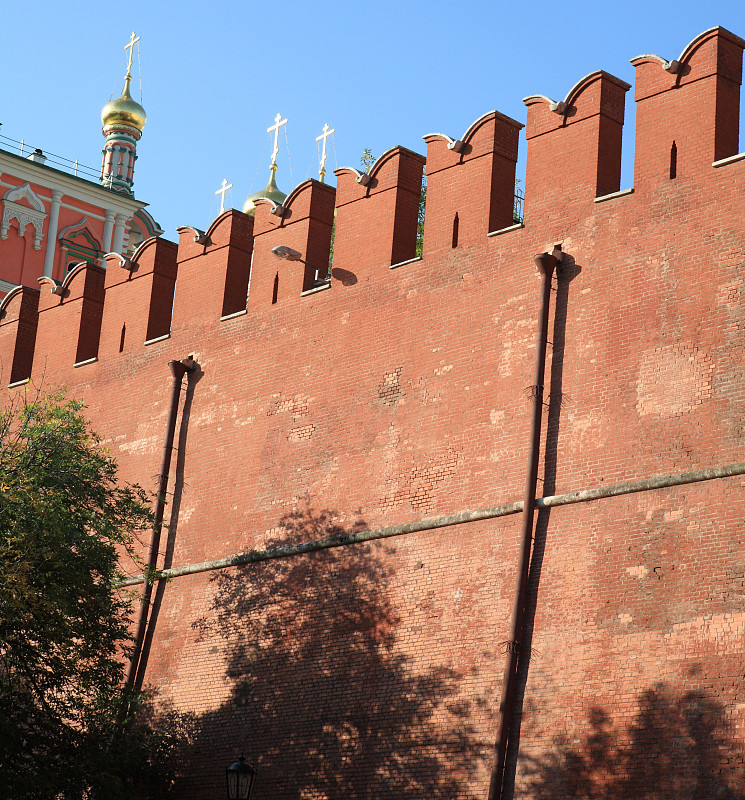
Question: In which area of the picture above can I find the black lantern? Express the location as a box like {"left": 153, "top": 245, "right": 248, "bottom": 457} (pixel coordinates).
{"left": 226, "top": 754, "right": 256, "bottom": 800}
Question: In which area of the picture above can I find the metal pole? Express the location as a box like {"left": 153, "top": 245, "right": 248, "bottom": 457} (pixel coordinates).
{"left": 488, "top": 249, "right": 559, "bottom": 800}
{"left": 125, "top": 358, "right": 193, "bottom": 694}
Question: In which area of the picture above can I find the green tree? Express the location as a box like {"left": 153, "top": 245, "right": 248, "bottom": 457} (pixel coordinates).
{"left": 416, "top": 177, "right": 426, "bottom": 257}
{"left": 360, "top": 147, "right": 376, "bottom": 174}
{"left": 0, "top": 390, "right": 168, "bottom": 799}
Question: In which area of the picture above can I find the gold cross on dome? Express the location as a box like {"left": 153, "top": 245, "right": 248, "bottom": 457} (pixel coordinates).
{"left": 124, "top": 31, "right": 141, "bottom": 77}
{"left": 267, "top": 113, "right": 288, "bottom": 166}
{"left": 316, "top": 123, "right": 335, "bottom": 183}
{"left": 215, "top": 178, "right": 233, "bottom": 214}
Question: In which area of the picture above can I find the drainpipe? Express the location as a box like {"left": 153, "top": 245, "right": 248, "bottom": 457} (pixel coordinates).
{"left": 125, "top": 357, "right": 194, "bottom": 695}
{"left": 488, "top": 247, "right": 561, "bottom": 800}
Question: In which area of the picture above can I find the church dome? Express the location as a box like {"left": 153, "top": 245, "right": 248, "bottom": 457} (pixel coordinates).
{"left": 101, "top": 77, "right": 146, "bottom": 132}
{"left": 243, "top": 165, "right": 287, "bottom": 216}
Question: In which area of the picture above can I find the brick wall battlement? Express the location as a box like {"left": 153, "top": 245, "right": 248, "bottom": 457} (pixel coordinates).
{"left": 2, "top": 27, "right": 744, "bottom": 387}
{"left": 2, "top": 25, "right": 745, "bottom": 800}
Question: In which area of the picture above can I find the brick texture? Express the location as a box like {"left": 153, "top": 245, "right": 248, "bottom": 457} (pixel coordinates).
{"left": 1, "top": 25, "right": 744, "bottom": 800}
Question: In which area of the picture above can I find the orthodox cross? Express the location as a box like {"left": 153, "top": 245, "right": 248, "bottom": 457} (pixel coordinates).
{"left": 316, "top": 123, "right": 335, "bottom": 183}
{"left": 267, "top": 113, "right": 288, "bottom": 166}
{"left": 124, "top": 32, "right": 140, "bottom": 77}
{"left": 215, "top": 178, "right": 233, "bottom": 214}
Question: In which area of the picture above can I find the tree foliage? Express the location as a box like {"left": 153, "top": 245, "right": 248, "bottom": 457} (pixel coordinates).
{"left": 0, "top": 390, "right": 168, "bottom": 799}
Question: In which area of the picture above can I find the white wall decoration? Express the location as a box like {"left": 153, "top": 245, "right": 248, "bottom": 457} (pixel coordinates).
{"left": 0, "top": 183, "right": 47, "bottom": 250}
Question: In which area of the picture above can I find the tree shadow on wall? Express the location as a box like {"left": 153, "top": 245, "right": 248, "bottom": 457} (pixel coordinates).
{"left": 164, "top": 507, "right": 488, "bottom": 800}
{"left": 522, "top": 683, "right": 745, "bottom": 800}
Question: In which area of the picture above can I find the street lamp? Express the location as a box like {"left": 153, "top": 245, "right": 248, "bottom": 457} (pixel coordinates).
{"left": 271, "top": 245, "right": 330, "bottom": 286}
{"left": 226, "top": 754, "right": 256, "bottom": 800}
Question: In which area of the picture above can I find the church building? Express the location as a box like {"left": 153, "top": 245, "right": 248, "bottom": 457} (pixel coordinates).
{"left": 0, "top": 33, "right": 161, "bottom": 296}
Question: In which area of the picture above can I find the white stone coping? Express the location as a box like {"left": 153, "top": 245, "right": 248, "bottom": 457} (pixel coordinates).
{"left": 220, "top": 309, "right": 248, "bottom": 321}
{"left": 301, "top": 282, "right": 331, "bottom": 296}
{"left": 144, "top": 333, "right": 171, "bottom": 346}
{"left": 488, "top": 222, "right": 523, "bottom": 238}
{"left": 389, "top": 256, "right": 422, "bottom": 270}
{"left": 594, "top": 187, "right": 634, "bottom": 204}
{"left": 712, "top": 152, "right": 745, "bottom": 168}
{"left": 73, "top": 356, "right": 98, "bottom": 368}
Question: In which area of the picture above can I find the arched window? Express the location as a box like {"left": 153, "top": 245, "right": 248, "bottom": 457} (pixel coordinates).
{"left": 60, "top": 228, "right": 103, "bottom": 272}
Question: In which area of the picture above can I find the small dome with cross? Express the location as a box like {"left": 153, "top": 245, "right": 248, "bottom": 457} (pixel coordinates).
{"left": 101, "top": 77, "right": 146, "bottom": 133}
{"left": 243, "top": 165, "right": 287, "bottom": 216}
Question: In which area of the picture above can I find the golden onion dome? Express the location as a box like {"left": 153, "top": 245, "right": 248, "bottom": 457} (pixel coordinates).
{"left": 243, "top": 164, "right": 287, "bottom": 216}
{"left": 101, "top": 76, "right": 147, "bottom": 132}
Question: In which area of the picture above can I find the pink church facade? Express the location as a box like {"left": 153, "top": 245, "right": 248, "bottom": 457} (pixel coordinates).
{"left": 0, "top": 50, "right": 160, "bottom": 297}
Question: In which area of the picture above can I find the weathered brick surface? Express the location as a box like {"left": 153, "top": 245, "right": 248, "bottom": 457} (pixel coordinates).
{"left": 2, "top": 25, "right": 744, "bottom": 799}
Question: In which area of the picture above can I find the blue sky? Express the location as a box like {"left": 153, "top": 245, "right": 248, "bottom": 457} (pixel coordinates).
{"left": 2, "top": 1, "right": 743, "bottom": 236}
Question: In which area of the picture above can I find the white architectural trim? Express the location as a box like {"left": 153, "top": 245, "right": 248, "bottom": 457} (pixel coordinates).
{"left": 0, "top": 151, "right": 148, "bottom": 220}
{"left": 43, "top": 190, "right": 63, "bottom": 277}
{"left": 0, "top": 181, "right": 108, "bottom": 221}
{"left": 112, "top": 213, "right": 128, "bottom": 254}
{"left": 58, "top": 216, "right": 89, "bottom": 240}
{"left": 1, "top": 183, "right": 47, "bottom": 250}
{"left": 3, "top": 181, "right": 45, "bottom": 212}
{"left": 60, "top": 203, "right": 106, "bottom": 221}
{"left": 102, "top": 211, "right": 116, "bottom": 252}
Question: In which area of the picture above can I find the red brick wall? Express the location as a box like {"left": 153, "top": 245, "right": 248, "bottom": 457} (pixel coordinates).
{"left": 1, "top": 25, "right": 744, "bottom": 799}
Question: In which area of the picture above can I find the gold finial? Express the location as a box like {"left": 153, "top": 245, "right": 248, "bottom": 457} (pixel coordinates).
{"left": 124, "top": 31, "right": 141, "bottom": 80}
{"left": 242, "top": 163, "right": 287, "bottom": 216}
{"left": 316, "top": 123, "right": 335, "bottom": 183}
{"left": 101, "top": 32, "right": 146, "bottom": 132}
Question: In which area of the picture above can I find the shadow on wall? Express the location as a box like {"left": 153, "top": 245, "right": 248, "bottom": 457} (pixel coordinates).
{"left": 153, "top": 507, "right": 490, "bottom": 800}
{"left": 521, "top": 682, "right": 745, "bottom": 800}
